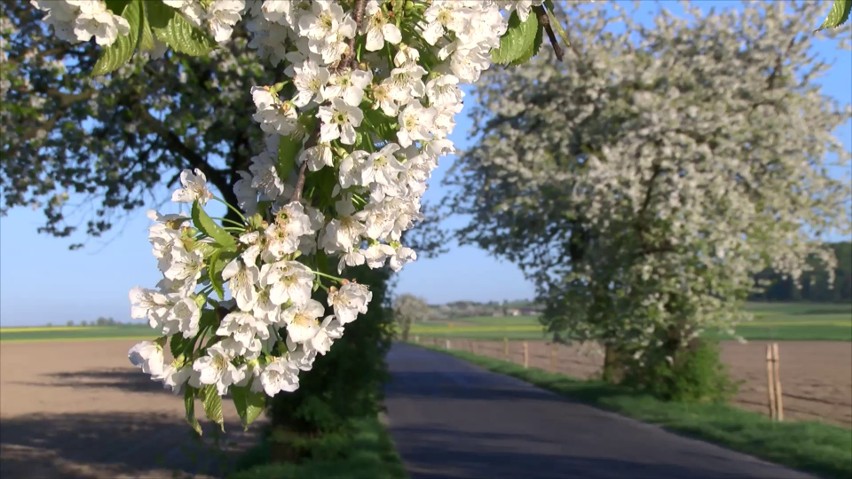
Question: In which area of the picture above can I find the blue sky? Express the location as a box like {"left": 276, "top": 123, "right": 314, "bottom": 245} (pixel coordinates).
{"left": 1, "top": 2, "right": 850, "bottom": 326}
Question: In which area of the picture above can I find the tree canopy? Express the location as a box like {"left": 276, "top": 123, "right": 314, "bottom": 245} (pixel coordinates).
{"left": 445, "top": 1, "right": 851, "bottom": 365}
{"left": 1, "top": 3, "right": 268, "bottom": 244}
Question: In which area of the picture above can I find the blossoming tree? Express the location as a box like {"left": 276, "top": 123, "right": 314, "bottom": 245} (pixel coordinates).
{"left": 393, "top": 293, "right": 430, "bottom": 341}
{"left": 9, "top": 0, "right": 569, "bottom": 432}
{"left": 445, "top": 1, "right": 851, "bottom": 392}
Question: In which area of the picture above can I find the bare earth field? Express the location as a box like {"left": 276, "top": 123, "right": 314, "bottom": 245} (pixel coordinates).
{"left": 436, "top": 339, "right": 852, "bottom": 428}
{"left": 0, "top": 340, "right": 263, "bottom": 479}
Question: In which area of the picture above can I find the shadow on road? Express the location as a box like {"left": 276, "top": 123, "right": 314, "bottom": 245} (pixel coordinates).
{"left": 11, "top": 368, "right": 173, "bottom": 396}
{"left": 0, "top": 412, "right": 254, "bottom": 479}
{"left": 49, "top": 368, "right": 172, "bottom": 394}
{"left": 387, "top": 370, "right": 585, "bottom": 402}
{"left": 390, "top": 424, "right": 769, "bottom": 479}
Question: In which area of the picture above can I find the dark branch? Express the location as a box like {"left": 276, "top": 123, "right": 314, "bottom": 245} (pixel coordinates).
{"left": 134, "top": 106, "right": 233, "bottom": 204}
{"left": 534, "top": 5, "right": 564, "bottom": 62}
{"left": 292, "top": 0, "right": 367, "bottom": 203}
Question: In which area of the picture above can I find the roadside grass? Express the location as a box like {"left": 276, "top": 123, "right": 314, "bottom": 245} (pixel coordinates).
{"left": 410, "top": 302, "right": 852, "bottom": 341}
{"left": 230, "top": 416, "right": 406, "bottom": 479}
{"left": 0, "top": 324, "right": 151, "bottom": 342}
{"left": 423, "top": 345, "right": 852, "bottom": 479}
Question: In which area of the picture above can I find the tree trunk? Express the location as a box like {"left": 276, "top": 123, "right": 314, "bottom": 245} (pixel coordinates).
{"left": 400, "top": 316, "right": 412, "bottom": 342}
{"left": 602, "top": 343, "right": 626, "bottom": 384}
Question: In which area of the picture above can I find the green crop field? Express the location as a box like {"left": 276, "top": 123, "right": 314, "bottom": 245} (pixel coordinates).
{"left": 0, "top": 324, "right": 152, "bottom": 342}
{"left": 409, "top": 303, "right": 852, "bottom": 341}
{"left": 1, "top": 302, "right": 848, "bottom": 342}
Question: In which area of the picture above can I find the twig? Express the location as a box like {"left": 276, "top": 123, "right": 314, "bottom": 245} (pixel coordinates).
{"left": 533, "top": 5, "right": 563, "bottom": 62}
{"left": 337, "top": 0, "right": 367, "bottom": 72}
{"left": 291, "top": 0, "right": 368, "bottom": 203}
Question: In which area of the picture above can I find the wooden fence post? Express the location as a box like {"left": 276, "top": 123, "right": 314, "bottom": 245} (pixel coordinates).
{"left": 766, "top": 343, "right": 777, "bottom": 420}
{"left": 503, "top": 337, "right": 509, "bottom": 358}
{"left": 523, "top": 341, "right": 529, "bottom": 369}
{"left": 446, "top": 339, "right": 451, "bottom": 350}
{"left": 772, "top": 343, "right": 784, "bottom": 421}
{"left": 414, "top": 335, "right": 419, "bottom": 344}
{"left": 549, "top": 343, "right": 556, "bottom": 371}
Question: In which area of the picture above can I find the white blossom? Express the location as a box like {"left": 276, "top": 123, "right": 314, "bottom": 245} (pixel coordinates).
{"left": 222, "top": 258, "right": 260, "bottom": 311}
{"left": 259, "top": 356, "right": 300, "bottom": 396}
{"left": 171, "top": 168, "right": 213, "bottom": 205}
{"left": 280, "top": 298, "right": 325, "bottom": 343}
{"left": 190, "top": 343, "right": 244, "bottom": 395}
{"left": 263, "top": 260, "right": 314, "bottom": 307}
{"left": 128, "top": 341, "right": 165, "bottom": 377}
{"left": 328, "top": 281, "right": 371, "bottom": 324}
{"left": 363, "top": 0, "right": 401, "bottom": 51}
{"left": 318, "top": 98, "right": 363, "bottom": 145}
{"left": 252, "top": 86, "right": 298, "bottom": 135}
{"left": 207, "top": 0, "right": 246, "bottom": 43}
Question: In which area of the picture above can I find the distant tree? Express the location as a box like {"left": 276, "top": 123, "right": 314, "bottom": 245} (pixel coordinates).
{"left": 94, "top": 316, "right": 116, "bottom": 326}
{"left": 66, "top": 320, "right": 74, "bottom": 327}
{"left": 751, "top": 242, "right": 852, "bottom": 302}
{"left": 446, "top": 2, "right": 850, "bottom": 396}
{"left": 393, "top": 294, "right": 431, "bottom": 342}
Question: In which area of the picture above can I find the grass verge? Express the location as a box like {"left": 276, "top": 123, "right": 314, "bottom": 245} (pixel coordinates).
{"left": 422, "top": 345, "right": 852, "bottom": 479}
{"left": 229, "top": 415, "right": 406, "bottom": 479}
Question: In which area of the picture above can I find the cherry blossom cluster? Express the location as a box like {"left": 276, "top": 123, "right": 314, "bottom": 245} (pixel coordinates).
{"left": 33, "top": 0, "right": 545, "bottom": 410}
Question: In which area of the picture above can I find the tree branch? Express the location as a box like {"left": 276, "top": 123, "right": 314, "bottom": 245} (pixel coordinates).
{"left": 134, "top": 106, "right": 233, "bottom": 204}
{"left": 291, "top": 0, "right": 367, "bottom": 203}
{"left": 533, "top": 5, "right": 564, "bottom": 62}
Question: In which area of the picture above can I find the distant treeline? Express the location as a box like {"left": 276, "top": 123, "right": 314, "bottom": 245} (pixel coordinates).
{"left": 750, "top": 242, "right": 851, "bottom": 302}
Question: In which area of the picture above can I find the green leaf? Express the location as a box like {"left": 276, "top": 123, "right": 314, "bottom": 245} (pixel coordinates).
{"left": 201, "top": 384, "right": 225, "bottom": 431}
{"left": 207, "top": 250, "right": 236, "bottom": 301}
{"left": 207, "top": 251, "right": 225, "bottom": 300}
{"left": 231, "top": 386, "right": 266, "bottom": 430}
{"left": 147, "top": 2, "right": 216, "bottom": 56}
{"left": 137, "top": 1, "right": 156, "bottom": 52}
{"left": 191, "top": 201, "right": 236, "bottom": 250}
{"left": 816, "top": 0, "right": 851, "bottom": 31}
{"left": 277, "top": 134, "right": 303, "bottom": 180}
{"left": 170, "top": 334, "right": 186, "bottom": 358}
{"left": 362, "top": 109, "right": 398, "bottom": 143}
{"left": 92, "top": 0, "right": 142, "bottom": 76}
{"left": 184, "top": 387, "right": 202, "bottom": 435}
{"left": 199, "top": 308, "right": 220, "bottom": 330}
{"left": 491, "top": 11, "right": 541, "bottom": 65}
{"left": 511, "top": 17, "right": 544, "bottom": 66}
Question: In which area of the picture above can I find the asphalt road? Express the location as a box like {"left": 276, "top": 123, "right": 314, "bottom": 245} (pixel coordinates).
{"left": 384, "top": 343, "right": 814, "bottom": 479}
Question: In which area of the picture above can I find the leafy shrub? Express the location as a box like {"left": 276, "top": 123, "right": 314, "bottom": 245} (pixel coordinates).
{"left": 265, "top": 266, "right": 393, "bottom": 459}
{"left": 624, "top": 339, "right": 737, "bottom": 403}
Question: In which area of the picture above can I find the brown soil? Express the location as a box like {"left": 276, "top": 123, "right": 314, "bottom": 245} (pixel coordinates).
{"left": 431, "top": 338, "right": 852, "bottom": 428}
{"left": 0, "top": 339, "right": 264, "bottom": 479}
